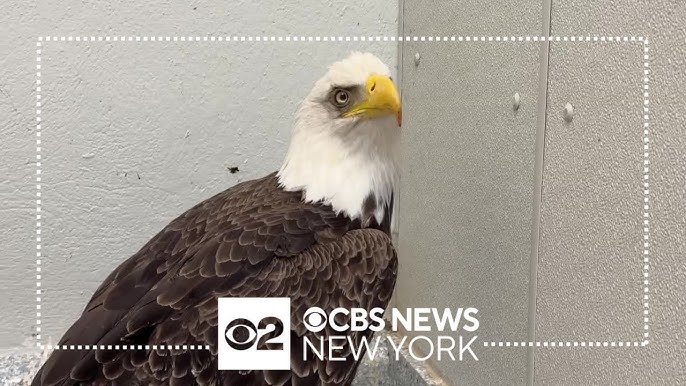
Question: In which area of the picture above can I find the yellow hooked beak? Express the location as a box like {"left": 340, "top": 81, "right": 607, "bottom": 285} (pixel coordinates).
{"left": 342, "top": 74, "right": 402, "bottom": 126}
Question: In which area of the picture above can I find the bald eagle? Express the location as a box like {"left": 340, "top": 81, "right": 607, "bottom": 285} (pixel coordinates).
{"left": 32, "top": 52, "right": 402, "bottom": 386}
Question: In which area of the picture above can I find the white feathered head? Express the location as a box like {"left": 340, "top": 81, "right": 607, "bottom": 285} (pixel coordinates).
{"left": 279, "top": 52, "right": 402, "bottom": 222}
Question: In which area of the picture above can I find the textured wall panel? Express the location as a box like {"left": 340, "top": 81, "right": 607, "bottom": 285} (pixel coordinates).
{"left": 398, "top": 3, "right": 545, "bottom": 385}
{"left": 400, "top": 0, "right": 540, "bottom": 37}
{"left": 536, "top": 41, "right": 643, "bottom": 342}
{"left": 534, "top": 1, "right": 686, "bottom": 384}
{"left": 397, "top": 42, "right": 541, "bottom": 384}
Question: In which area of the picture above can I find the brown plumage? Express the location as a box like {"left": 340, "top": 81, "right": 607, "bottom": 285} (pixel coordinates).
{"left": 31, "top": 173, "right": 397, "bottom": 386}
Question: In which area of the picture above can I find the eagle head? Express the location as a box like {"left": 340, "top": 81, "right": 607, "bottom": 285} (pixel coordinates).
{"left": 278, "top": 52, "right": 402, "bottom": 224}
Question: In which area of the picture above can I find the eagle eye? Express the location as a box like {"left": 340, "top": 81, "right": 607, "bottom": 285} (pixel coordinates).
{"left": 331, "top": 88, "right": 351, "bottom": 108}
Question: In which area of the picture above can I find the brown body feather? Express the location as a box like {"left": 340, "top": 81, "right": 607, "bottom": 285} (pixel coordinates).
{"left": 32, "top": 172, "right": 397, "bottom": 386}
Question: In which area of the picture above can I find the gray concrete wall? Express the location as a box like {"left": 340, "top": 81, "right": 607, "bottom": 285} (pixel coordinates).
{"left": 397, "top": 0, "right": 685, "bottom": 385}
{"left": 0, "top": 0, "right": 397, "bottom": 351}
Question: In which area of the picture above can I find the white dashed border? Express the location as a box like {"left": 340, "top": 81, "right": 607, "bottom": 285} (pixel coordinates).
{"left": 44, "top": 344, "right": 211, "bottom": 351}
{"left": 36, "top": 40, "right": 43, "bottom": 345}
{"left": 35, "top": 35, "right": 650, "bottom": 350}
{"left": 37, "top": 35, "right": 647, "bottom": 43}
{"left": 483, "top": 38, "right": 652, "bottom": 349}
{"left": 642, "top": 39, "right": 651, "bottom": 346}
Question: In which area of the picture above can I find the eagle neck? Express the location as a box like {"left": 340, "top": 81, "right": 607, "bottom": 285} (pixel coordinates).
{"left": 277, "top": 119, "right": 400, "bottom": 225}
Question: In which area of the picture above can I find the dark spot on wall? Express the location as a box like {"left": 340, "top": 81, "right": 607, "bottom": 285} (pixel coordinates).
{"left": 136, "top": 172, "right": 141, "bottom": 179}
{"left": 193, "top": 6, "right": 197, "bottom": 10}
{"left": 227, "top": 166, "right": 240, "bottom": 174}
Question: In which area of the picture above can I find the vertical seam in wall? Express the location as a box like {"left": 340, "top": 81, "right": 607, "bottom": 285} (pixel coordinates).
{"left": 392, "top": 0, "right": 405, "bottom": 309}
{"left": 397, "top": 0, "right": 405, "bottom": 83}
{"left": 394, "top": 0, "right": 405, "bottom": 242}
{"left": 527, "top": 0, "right": 553, "bottom": 384}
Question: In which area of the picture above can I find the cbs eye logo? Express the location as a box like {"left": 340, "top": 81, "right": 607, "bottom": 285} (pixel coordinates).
{"left": 217, "top": 297, "right": 291, "bottom": 371}
{"left": 303, "top": 307, "right": 328, "bottom": 332}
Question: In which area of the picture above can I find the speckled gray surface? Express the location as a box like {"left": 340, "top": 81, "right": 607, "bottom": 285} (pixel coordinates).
{"left": 1, "top": 333, "right": 441, "bottom": 386}
{"left": 399, "top": 0, "right": 685, "bottom": 385}
{"left": 351, "top": 334, "right": 445, "bottom": 386}
{"left": 396, "top": 42, "right": 540, "bottom": 386}
{"left": 536, "top": 41, "right": 644, "bottom": 341}
{"left": 0, "top": 350, "right": 43, "bottom": 386}
{"left": 397, "top": 0, "right": 543, "bottom": 384}
{"left": 533, "top": 0, "right": 686, "bottom": 384}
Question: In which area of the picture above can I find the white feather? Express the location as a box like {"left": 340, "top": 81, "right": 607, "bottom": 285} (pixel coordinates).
{"left": 278, "top": 52, "right": 400, "bottom": 223}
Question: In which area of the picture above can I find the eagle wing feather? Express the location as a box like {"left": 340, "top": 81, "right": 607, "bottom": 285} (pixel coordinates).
{"left": 32, "top": 173, "right": 397, "bottom": 386}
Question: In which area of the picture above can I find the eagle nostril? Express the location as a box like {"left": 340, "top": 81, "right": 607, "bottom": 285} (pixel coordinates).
{"left": 370, "top": 82, "right": 376, "bottom": 92}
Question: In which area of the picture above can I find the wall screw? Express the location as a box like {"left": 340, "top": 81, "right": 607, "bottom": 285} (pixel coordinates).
{"left": 414, "top": 53, "right": 421, "bottom": 66}
{"left": 513, "top": 93, "right": 521, "bottom": 111}
{"left": 563, "top": 102, "right": 574, "bottom": 122}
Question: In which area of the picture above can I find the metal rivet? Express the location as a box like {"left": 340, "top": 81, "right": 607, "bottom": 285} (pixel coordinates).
{"left": 513, "top": 93, "right": 521, "bottom": 111}
{"left": 414, "top": 53, "right": 421, "bottom": 66}
{"left": 563, "top": 102, "right": 574, "bottom": 122}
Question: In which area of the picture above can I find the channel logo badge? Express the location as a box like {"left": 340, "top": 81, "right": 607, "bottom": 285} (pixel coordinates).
{"left": 217, "top": 297, "right": 291, "bottom": 370}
